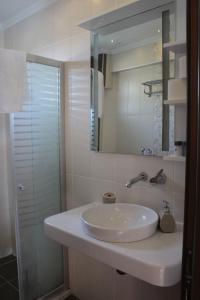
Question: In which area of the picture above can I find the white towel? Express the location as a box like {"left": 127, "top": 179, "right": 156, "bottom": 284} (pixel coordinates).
{"left": 91, "top": 68, "right": 104, "bottom": 118}
{"left": 98, "top": 70, "right": 104, "bottom": 118}
{"left": 0, "top": 49, "right": 27, "bottom": 113}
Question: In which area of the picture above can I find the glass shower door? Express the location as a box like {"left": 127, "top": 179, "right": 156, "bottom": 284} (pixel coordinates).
{"left": 11, "top": 60, "right": 65, "bottom": 300}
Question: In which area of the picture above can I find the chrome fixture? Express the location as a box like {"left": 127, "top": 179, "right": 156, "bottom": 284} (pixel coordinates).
{"left": 125, "top": 172, "right": 148, "bottom": 188}
{"left": 140, "top": 147, "right": 153, "bottom": 156}
{"left": 149, "top": 169, "right": 167, "bottom": 184}
{"left": 17, "top": 184, "right": 25, "bottom": 191}
{"left": 142, "top": 79, "right": 163, "bottom": 97}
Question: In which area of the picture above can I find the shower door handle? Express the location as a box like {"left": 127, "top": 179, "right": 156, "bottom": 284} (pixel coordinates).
{"left": 17, "top": 184, "right": 25, "bottom": 191}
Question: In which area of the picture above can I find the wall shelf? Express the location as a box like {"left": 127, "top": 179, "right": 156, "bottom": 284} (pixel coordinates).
{"left": 164, "top": 41, "right": 186, "bottom": 54}
{"left": 142, "top": 79, "right": 162, "bottom": 97}
{"left": 164, "top": 99, "right": 187, "bottom": 105}
{"left": 163, "top": 155, "right": 186, "bottom": 162}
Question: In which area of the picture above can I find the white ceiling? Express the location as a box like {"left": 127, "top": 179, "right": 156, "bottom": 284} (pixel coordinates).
{"left": 99, "top": 18, "right": 162, "bottom": 52}
{"left": 98, "top": 13, "right": 175, "bottom": 54}
{"left": 0, "top": 0, "right": 58, "bottom": 30}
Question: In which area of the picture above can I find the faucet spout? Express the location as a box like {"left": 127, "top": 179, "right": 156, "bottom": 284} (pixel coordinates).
{"left": 125, "top": 172, "right": 148, "bottom": 188}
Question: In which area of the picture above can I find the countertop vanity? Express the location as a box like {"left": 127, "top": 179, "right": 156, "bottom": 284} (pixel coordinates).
{"left": 44, "top": 203, "right": 183, "bottom": 288}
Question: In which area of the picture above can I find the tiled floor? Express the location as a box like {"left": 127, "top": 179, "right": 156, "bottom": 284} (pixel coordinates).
{"left": 0, "top": 255, "right": 19, "bottom": 300}
{"left": 0, "top": 255, "right": 79, "bottom": 300}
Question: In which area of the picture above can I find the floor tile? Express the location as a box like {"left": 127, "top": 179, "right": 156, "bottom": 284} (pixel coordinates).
{"left": 0, "top": 261, "right": 18, "bottom": 281}
{"left": 9, "top": 278, "right": 19, "bottom": 290}
{"left": 66, "top": 296, "right": 79, "bottom": 300}
{"left": 0, "top": 256, "right": 16, "bottom": 266}
{"left": 0, "top": 283, "right": 19, "bottom": 300}
{"left": 0, "top": 276, "right": 6, "bottom": 287}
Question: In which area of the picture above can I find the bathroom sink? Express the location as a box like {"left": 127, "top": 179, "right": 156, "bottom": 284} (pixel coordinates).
{"left": 81, "top": 203, "right": 158, "bottom": 242}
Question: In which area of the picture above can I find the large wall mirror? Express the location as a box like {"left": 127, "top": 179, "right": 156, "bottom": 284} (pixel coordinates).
{"left": 90, "top": 2, "right": 177, "bottom": 156}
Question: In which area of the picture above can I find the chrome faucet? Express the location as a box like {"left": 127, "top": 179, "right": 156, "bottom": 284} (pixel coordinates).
{"left": 149, "top": 169, "right": 167, "bottom": 184}
{"left": 125, "top": 172, "right": 148, "bottom": 188}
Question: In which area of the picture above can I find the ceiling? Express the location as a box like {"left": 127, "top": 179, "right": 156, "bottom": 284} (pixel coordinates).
{"left": 98, "top": 13, "right": 175, "bottom": 54}
{"left": 0, "top": 0, "right": 58, "bottom": 30}
{"left": 99, "top": 18, "right": 162, "bottom": 53}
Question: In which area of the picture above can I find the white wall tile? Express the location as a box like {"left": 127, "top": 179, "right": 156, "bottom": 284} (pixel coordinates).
{"left": 0, "top": 114, "right": 12, "bottom": 258}
{"left": 139, "top": 185, "right": 173, "bottom": 213}
{"left": 66, "top": 174, "right": 74, "bottom": 209}
{"left": 51, "top": 38, "right": 72, "bottom": 61}
{"left": 173, "top": 162, "right": 186, "bottom": 194}
{"left": 68, "top": 0, "right": 92, "bottom": 35}
{"left": 90, "top": 152, "right": 114, "bottom": 180}
{"left": 90, "top": 0, "right": 116, "bottom": 16}
{"left": 89, "top": 178, "right": 116, "bottom": 202}
{"left": 52, "top": 0, "right": 74, "bottom": 40}
{"left": 0, "top": 29, "right": 4, "bottom": 47}
{"left": 115, "top": 0, "right": 139, "bottom": 9}
{"left": 114, "top": 181, "right": 141, "bottom": 204}
{"left": 173, "top": 192, "right": 185, "bottom": 223}
{"left": 113, "top": 154, "right": 142, "bottom": 184}
{"left": 70, "top": 175, "right": 92, "bottom": 207}
{"left": 71, "top": 32, "right": 90, "bottom": 61}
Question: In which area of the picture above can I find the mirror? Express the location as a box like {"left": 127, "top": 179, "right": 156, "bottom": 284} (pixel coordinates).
{"left": 91, "top": 4, "right": 175, "bottom": 156}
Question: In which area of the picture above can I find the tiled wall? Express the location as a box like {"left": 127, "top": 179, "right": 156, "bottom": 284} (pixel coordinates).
{"left": 65, "top": 60, "right": 185, "bottom": 220}
{"left": 3, "top": 0, "right": 185, "bottom": 299}
{"left": 0, "top": 29, "right": 4, "bottom": 47}
{"left": 0, "top": 114, "right": 12, "bottom": 258}
{"left": 103, "top": 62, "right": 163, "bottom": 154}
{"left": 0, "top": 31, "right": 13, "bottom": 258}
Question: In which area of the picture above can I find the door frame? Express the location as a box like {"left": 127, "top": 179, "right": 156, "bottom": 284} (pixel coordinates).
{"left": 182, "top": 0, "right": 200, "bottom": 299}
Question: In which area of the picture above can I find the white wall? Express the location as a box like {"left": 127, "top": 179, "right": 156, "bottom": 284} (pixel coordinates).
{"left": 112, "top": 41, "right": 162, "bottom": 72}
{"left": 3, "top": 0, "right": 185, "bottom": 299}
{"left": 0, "top": 114, "right": 12, "bottom": 258}
{"left": 0, "top": 29, "right": 13, "bottom": 258}
{"left": 0, "top": 29, "right": 4, "bottom": 47}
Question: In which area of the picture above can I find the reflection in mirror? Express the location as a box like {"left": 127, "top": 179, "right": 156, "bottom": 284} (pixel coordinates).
{"left": 91, "top": 5, "right": 175, "bottom": 156}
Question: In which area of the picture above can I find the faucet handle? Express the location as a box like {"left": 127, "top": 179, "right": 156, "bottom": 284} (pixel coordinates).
{"left": 156, "top": 169, "right": 164, "bottom": 177}
{"left": 140, "top": 172, "right": 148, "bottom": 181}
{"left": 149, "top": 169, "right": 167, "bottom": 184}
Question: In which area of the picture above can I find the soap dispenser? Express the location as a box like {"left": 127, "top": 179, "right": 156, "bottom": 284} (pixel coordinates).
{"left": 159, "top": 201, "right": 176, "bottom": 233}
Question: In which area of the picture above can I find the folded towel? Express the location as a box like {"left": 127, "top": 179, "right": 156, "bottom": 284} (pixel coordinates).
{"left": 98, "top": 70, "right": 104, "bottom": 118}
{"left": 91, "top": 68, "right": 104, "bottom": 118}
{"left": 0, "top": 49, "right": 27, "bottom": 113}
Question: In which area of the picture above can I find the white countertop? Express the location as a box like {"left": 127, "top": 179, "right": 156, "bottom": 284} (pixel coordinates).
{"left": 44, "top": 203, "right": 183, "bottom": 287}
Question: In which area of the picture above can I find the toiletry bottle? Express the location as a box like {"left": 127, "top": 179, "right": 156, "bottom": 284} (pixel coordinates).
{"left": 159, "top": 201, "right": 176, "bottom": 233}
{"left": 174, "top": 141, "right": 184, "bottom": 156}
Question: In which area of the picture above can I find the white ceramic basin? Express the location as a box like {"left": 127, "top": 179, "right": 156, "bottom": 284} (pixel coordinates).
{"left": 81, "top": 203, "right": 158, "bottom": 242}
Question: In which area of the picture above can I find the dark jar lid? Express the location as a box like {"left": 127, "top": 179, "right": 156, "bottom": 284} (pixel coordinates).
{"left": 175, "top": 141, "right": 184, "bottom": 146}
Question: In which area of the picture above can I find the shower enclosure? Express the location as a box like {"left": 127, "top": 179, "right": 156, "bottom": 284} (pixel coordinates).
{"left": 9, "top": 56, "right": 67, "bottom": 300}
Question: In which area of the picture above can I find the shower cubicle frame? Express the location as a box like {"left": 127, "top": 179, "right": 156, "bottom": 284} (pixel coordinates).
{"left": 7, "top": 54, "right": 69, "bottom": 300}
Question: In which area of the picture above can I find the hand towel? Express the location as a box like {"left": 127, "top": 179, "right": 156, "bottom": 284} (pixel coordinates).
{"left": 0, "top": 49, "right": 27, "bottom": 113}
{"left": 91, "top": 68, "right": 104, "bottom": 118}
